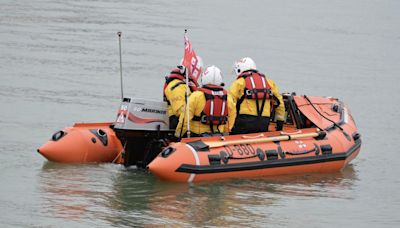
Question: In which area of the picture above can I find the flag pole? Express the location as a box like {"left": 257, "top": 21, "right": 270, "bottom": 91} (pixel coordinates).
{"left": 184, "top": 29, "right": 191, "bottom": 138}
{"left": 117, "top": 31, "right": 124, "bottom": 101}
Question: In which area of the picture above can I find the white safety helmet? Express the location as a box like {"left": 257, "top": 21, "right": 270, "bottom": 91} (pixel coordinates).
{"left": 233, "top": 57, "right": 257, "bottom": 76}
{"left": 178, "top": 56, "right": 204, "bottom": 77}
{"left": 201, "top": 65, "right": 223, "bottom": 86}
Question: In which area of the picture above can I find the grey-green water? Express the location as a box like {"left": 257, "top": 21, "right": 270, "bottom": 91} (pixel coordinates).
{"left": 0, "top": 0, "right": 399, "bottom": 227}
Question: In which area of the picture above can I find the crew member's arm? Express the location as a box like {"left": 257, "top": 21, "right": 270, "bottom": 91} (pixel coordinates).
{"left": 224, "top": 94, "right": 237, "bottom": 132}
{"left": 228, "top": 78, "right": 245, "bottom": 105}
{"left": 269, "top": 79, "right": 285, "bottom": 130}
{"left": 165, "top": 83, "right": 187, "bottom": 117}
{"left": 175, "top": 92, "right": 201, "bottom": 137}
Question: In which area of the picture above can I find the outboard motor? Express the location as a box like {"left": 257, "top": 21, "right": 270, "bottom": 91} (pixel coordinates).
{"left": 113, "top": 97, "right": 174, "bottom": 167}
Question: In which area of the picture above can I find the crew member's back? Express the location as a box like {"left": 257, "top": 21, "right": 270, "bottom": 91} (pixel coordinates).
{"left": 175, "top": 66, "right": 236, "bottom": 138}
{"left": 229, "top": 57, "right": 285, "bottom": 134}
{"left": 163, "top": 58, "right": 203, "bottom": 129}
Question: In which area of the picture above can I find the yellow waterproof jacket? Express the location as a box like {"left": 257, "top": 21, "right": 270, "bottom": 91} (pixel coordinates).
{"left": 228, "top": 76, "right": 285, "bottom": 121}
{"left": 164, "top": 79, "right": 191, "bottom": 117}
{"left": 175, "top": 90, "right": 236, "bottom": 137}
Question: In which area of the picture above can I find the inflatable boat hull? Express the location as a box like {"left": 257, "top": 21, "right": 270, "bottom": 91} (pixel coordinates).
{"left": 37, "top": 122, "right": 124, "bottom": 164}
{"left": 148, "top": 129, "right": 361, "bottom": 182}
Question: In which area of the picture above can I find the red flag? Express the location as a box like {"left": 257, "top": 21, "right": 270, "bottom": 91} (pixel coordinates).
{"left": 183, "top": 33, "right": 202, "bottom": 81}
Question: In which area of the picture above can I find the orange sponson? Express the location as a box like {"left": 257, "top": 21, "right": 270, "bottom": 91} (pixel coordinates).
{"left": 149, "top": 128, "right": 361, "bottom": 183}
{"left": 37, "top": 122, "right": 124, "bottom": 164}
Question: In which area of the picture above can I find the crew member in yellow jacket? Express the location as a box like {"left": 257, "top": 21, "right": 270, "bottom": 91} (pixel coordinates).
{"left": 229, "top": 57, "right": 285, "bottom": 134}
{"left": 176, "top": 66, "right": 236, "bottom": 138}
{"left": 163, "top": 58, "right": 203, "bottom": 129}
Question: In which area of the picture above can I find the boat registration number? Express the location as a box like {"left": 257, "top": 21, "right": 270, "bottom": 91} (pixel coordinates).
{"left": 224, "top": 144, "right": 256, "bottom": 156}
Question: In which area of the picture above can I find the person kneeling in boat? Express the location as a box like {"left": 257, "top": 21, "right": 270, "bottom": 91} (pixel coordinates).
{"left": 163, "top": 58, "right": 203, "bottom": 130}
{"left": 229, "top": 57, "right": 285, "bottom": 134}
{"left": 175, "top": 66, "right": 236, "bottom": 138}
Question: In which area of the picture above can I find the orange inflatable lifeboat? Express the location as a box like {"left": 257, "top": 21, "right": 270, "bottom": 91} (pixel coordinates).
{"left": 148, "top": 94, "right": 362, "bottom": 182}
{"left": 37, "top": 122, "right": 124, "bottom": 164}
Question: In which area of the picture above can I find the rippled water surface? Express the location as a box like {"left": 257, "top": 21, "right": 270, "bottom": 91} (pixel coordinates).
{"left": 1, "top": 0, "right": 399, "bottom": 227}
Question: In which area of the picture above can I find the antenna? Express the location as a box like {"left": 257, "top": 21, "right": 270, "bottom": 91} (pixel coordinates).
{"left": 117, "top": 32, "right": 124, "bottom": 101}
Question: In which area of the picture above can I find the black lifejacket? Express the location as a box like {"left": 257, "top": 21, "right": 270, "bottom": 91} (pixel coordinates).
{"left": 193, "top": 85, "right": 228, "bottom": 133}
{"left": 236, "top": 70, "right": 273, "bottom": 117}
{"left": 163, "top": 68, "right": 198, "bottom": 105}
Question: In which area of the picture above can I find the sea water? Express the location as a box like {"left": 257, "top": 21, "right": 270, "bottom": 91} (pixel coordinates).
{"left": 0, "top": 0, "right": 399, "bottom": 227}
